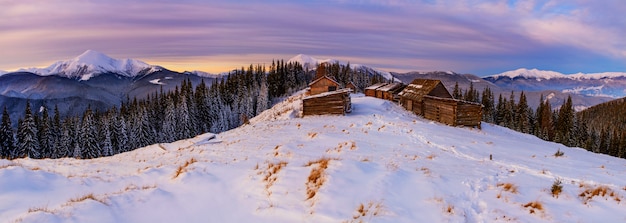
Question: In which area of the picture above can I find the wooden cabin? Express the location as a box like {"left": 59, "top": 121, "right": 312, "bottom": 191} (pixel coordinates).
{"left": 398, "top": 79, "right": 453, "bottom": 116}
{"left": 303, "top": 89, "right": 352, "bottom": 116}
{"left": 309, "top": 76, "right": 340, "bottom": 95}
{"left": 345, "top": 82, "right": 359, "bottom": 93}
{"left": 375, "top": 83, "right": 405, "bottom": 101}
{"left": 364, "top": 83, "right": 387, "bottom": 97}
{"left": 423, "top": 96, "right": 482, "bottom": 128}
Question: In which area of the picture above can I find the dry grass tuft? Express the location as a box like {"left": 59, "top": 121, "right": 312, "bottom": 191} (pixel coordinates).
{"left": 350, "top": 201, "right": 384, "bottom": 222}
{"left": 172, "top": 157, "right": 197, "bottom": 179}
{"left": 264, "top": 161, "right": 288, "bottom": 186}
{"left": 551, "top": 178, "right": 563, "bottom": 198}
{"left": 68, "top": 193, "right": 108, "bottom": 205}
{"left": 445, "top": 204, "right": 454, "bottom": 214}
{"left": 497, "top": 183, "right": 519, "bottom": 194}
{"left": 553, "top": 149, "right": 564, "bottom": 157}
{"left": 426, "top": 154, "right": 436, "bottom": 160}
{"left": 308, "top": 132, "right": 318, "bottom": 139}
{"left": 28, "top": 205, "right": 54, "bottom": 214}
{"left": 522, "top": 201, "right": 543, "bottom": 214}
{"left": 349, "top": 141, "right": 357, "bottom": 151}
{"left": 305, "top": 158, "right": 332, "bottom": 200}
{"left": 579, "top": 185, "right": 621, "bottom": 204}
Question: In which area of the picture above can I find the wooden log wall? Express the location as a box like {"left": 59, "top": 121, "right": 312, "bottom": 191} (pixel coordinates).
{"left": 423, "top": 96, "right": 482, "bottom": 128}
{"left": 303, "top": 91, "right": 351, "bottom": 116}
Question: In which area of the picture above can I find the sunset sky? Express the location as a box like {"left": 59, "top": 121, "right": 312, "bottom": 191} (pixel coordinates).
{"left": 1, "top": 0, "right": 624, "bottom": 76}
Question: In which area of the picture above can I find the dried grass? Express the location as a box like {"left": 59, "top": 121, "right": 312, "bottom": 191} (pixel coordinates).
{"left": 579, "top": 185, "right": 621, "bottom": 204}
{"left": 497, "top": 183, "right": 518, "bottom": 194}
{"left": 67, "top": 193, "right": 107, "bottom": 205}
{"left": 551, "top": 178, "right": 563, "bottom": 198}
{"left": 305, "top": 157, "right": 332, "bottom": 200}
{"left": 522, "top": 201, "right": 543, "bottom": 214}
{"left": 350, "top": 201, "right": 384, "bottom": 222}
{"left": 172, "top": 157, "right": 197, "bottom": 179}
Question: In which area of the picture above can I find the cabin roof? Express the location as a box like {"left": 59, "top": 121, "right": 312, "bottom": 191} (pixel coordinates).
{"left": 308, "top": 75, "right": 340, "bottom": 87}
{"left": 376, "top": 82, "right": 403, "bottom": 92}
{"left": 303, "top": 88, "right": 352, "bottom": 100}
{"left": 364, "top": 83, "right": 387, "bottom": 90}
{"left": 398, "top": 79, "right": 447, "bottom": 100}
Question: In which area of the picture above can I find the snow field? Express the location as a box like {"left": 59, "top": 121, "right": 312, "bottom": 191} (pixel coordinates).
{"left": 1, "top": 94, "right": 625, "bottom": 222}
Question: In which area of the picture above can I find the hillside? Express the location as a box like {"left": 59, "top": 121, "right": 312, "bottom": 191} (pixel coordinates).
{"left": 1, "top": 94, "right": 626, "bottom": 222}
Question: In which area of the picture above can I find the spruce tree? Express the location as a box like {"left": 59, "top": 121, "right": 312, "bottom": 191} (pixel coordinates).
{"left": 161, "top": 96, "right": 177, "bottom": 142}
{"left": 101, "top": 121, "right": 114, "bottom": 157}
{"left": 80, "top": 106, "right": 100, "bottom": 159}
{"left": 18, "top": 102, "right": 40, "bottom": 159}
{"left": 0, "top": 107, "right": 15, "bottom": 159}
{"left": 516, "top": 91, "right": 530, "bottom": 133}
{"left": 38, "top": 106, "right": 54, "bottom": 158}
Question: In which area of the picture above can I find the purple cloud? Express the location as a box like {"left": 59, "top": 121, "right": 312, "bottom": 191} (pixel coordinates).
{"left": 0, "top": 0, "right": 624, "bottom": 75}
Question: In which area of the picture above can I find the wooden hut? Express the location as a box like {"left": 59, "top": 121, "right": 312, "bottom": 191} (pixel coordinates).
{"left": 303, "top": 89, "right": 352, "bottom": 116}
{"left": 308, "top": 76, "right": 340, "bottom": 95}
{"left": 345, "top": 82, "right": 359, "bottom": 93}
{"left": 398, "top": 79, "right": 452, "bottom": 115}
{"left": 364, "top": 83, "right": 387, "bottom": 97}
{"left": 423, "top": 96, "right": 482, "bottom": 128}
{"left": 375, "top": 82, "right": 405, "bottom": 101}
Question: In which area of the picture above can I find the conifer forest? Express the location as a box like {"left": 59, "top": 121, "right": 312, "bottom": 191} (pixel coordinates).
{"left": 0, "top": 61, "right": 385, "bottom": 159}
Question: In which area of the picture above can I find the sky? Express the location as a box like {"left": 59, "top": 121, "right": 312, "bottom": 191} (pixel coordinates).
{"left": 0, "top": 0, "right": 624, "bottom": 76}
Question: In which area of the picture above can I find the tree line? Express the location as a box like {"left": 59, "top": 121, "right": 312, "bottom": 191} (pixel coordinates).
{"left": 0, "top": 60, "right": 385, "bottom": 160}
{"left": 455, "top": 83, "right": 625, "bottom": 159}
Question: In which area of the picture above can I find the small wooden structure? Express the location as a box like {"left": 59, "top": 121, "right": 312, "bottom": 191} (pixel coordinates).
{"left": 375, "top": 83, "right": 405, "bottom": 101}
{"left": 308, "top": 76, "right": 340, "bottom": 96}
{"left": 345, "top": 82, "right": 359, "bottom": 93}
{"left": 364, "top": 83, "right": 387, "bottom": 97}
{"left": 303, "top": 89, "right": 352, "bottom": 116}
{"left": 423, "top": 96, "right": 482, "bottom": 128}
{"left": 398, "top": 79, "right": 453, "bottom": 116}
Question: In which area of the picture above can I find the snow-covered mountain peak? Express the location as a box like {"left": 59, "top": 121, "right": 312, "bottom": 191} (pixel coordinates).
{"left": 73, "top": 50, "right": 116, "bottom": 65}
{"left": 491, "top": 68, "right": 565, "bottom": 80}
{"left": 489, "top": 68, "right": 626, "bottom": 80}
{"left": 287, "top": 54, "right": 337, "bottom": 71}
{"left": 17, "top": 50, "right": 161, "bottom": 81}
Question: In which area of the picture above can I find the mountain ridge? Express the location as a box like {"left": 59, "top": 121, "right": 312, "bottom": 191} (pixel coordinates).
{"left": 488, "top": 68, "right": 626, "bottom": 80}
{"left": 7, "top": 50, "right": 162, "bottom": 81}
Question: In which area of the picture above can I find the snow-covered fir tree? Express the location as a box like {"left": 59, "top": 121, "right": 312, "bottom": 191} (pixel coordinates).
{"left": 17, "top": 102, "right": 40, "bottom": 159}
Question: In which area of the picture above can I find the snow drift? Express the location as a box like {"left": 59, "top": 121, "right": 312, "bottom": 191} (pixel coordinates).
{"left": 1, "top": 94, "right": 625, "bottom": 222}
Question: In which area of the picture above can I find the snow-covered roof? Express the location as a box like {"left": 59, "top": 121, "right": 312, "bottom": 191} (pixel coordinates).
{"left": 365, "top": 83, "right": 387, "bottom": 90}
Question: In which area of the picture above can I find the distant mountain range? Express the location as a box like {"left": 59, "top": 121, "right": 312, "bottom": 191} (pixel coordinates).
{"left": 391, "top": 68, "right": 625, "bottom": 111}
{"left": 2, "top": 51, "right": 623, "bottom": 124}
{"left": 484, "top": 68, "right": 626, "bottom": 99}
{"left": 0, "top": 50, "right": 221, "bottom": 124}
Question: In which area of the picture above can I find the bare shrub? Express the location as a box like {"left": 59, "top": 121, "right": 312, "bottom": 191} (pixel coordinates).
{"left": 554, "top": 149, "right": 564, "bottom": 157}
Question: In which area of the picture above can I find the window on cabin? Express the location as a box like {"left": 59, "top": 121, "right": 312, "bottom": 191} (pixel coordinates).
{"left": 328, "top": 86, "right": 337, "bottom": 91}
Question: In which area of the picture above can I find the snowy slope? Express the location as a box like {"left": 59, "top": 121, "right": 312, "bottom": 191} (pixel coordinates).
{"left": 288, "top": 54, "right": 396, "bottom": 81}
{"left": 14, "top": 50, "right": 162, "bottom": 81}
{"left": 2, "top": 94, "right": 626, "bottom": 222}
{"left": 488, "top": 68, "right": 626, "bottom": 80}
